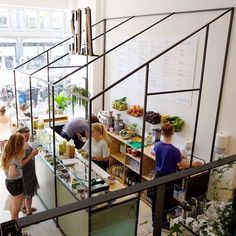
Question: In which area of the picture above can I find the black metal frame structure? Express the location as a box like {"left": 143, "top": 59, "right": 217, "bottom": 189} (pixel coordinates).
{"left": 11, "top": 7, "right": 234, "bottom": 236}
{"left": 1, "top": 154, "right": 236, "bottom": 236}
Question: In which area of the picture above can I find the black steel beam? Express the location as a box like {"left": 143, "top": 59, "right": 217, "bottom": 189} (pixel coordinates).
{"left": 14, "top": 37, "right": 72, "bottom": 70}
{"left": 54, "top": 13, "right": 174, "bottom": 85}
{"left": 210, "top": 8, "right": 234, "bottom": 161}
{"left": 190, "top": 25, "right": 209, "bottom": 167}
{"left": 105, "top": 7, "right": 232, "bottom": 20}
{"left": 147, "top": 88, "right": 200, "bottom": 96}
{"left": 90, "top": 8, "right": 232, "bottom": 101}
{"left": 93, "top": 16, "right": 135, "bottom": 41}
{"left": 15, "top": 154, "right": 236, "bottom": 228}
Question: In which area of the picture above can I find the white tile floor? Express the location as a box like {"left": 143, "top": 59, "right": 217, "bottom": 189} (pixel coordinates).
{"left": 0, "top": 169, "right": 62, "bottom": 236}
{"left": 0, "top": 169, "right": 168, "bottom": 235}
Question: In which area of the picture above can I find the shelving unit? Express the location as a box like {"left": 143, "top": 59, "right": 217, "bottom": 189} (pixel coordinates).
{"left": 108, "top": 132, "right": 155, "bottom": 186}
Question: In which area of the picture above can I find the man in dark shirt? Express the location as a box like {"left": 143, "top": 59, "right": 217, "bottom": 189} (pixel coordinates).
{"left": 151, "top": 123, "right": 187, "bottom": 229}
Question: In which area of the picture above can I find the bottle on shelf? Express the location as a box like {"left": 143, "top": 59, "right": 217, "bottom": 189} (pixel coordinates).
{"left": 63, "top": 139, "right": 67, "bottom": 153}
{"left": 33, "top": 118, "right": 39, "bottom": 130}
{"left": 114, "top": 113, "right": 124, "bottom": 134}
{"left": 58, "top": 141, "right": 64, "bottom": 155}
{"left": 69, "top": 140, "right": 75, "bottom": 158}
{"left": 38, "top": 119, "right": 45, "bottom": 129}
{"left": 106, "top": 111, "right": 115, "bottom": 130}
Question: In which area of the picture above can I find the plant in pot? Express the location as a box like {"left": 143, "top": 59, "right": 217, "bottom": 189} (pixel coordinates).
{"left": 71, "top": 85, "right": 90, "bottom": 113}
{"left": 54, "top": 91, "right": 70, "bottom": 114}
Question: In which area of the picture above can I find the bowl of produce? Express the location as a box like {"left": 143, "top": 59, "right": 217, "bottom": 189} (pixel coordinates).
{"left": 127, "top": 105, "right": 143, "bottom": 117}
{"left": 112, "top": 97, "right": 128, "bottom": 111}
{"left": 163, "top": 116, "right": 184, "bottom": 132}
{"left": 145, "top": 111, "right": 161, "bottom": 124}
{"left": 107, "top": 175, "right": 116, "bottom": 185}
{"left": 119, "top": 129, "right": 133, "bottom": 139}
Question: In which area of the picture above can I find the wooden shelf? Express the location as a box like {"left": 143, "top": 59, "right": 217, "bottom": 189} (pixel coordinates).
{"left": 125, "top": 153, "right": 141, "bottom": 163}
{"left": 125, "top": 164, "right": 140, "bottom": 174}
{"left": 142, "top": 175, "right": 153, "bottom": 181}
{"left": 107, "top": 170, "right": 126, "bottom": 185}
{"left": 110, "top": 153, "right": 126, "bottom": 164}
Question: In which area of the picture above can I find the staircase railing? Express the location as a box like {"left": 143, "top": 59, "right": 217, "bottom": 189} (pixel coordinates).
{"left": 1, "top": 154, "right": 236, "bottom": 236}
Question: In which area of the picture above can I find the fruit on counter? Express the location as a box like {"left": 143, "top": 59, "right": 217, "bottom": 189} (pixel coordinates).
{"left": 145, "top": 111, "right": 161, "bottom": 124}
{"left": 163, "top": 116, "right": 184, "bottom": 132}
{"left": 112, "top": 97, "right": 128, "bottom": 111}
{"left": 161, "top": 114, "right": 170, "bottom": 123}
{"left": 127, "top": 105, "right": 143, "bottom": 117}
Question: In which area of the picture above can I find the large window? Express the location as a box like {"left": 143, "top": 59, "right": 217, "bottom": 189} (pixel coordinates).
{"left": 0, "top": 6, "right": 66, "bottom": 32}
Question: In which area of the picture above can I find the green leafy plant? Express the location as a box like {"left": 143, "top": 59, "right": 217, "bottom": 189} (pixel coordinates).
{"left": 72, "top": 85, "right": 90, "bottom": 108}
{"left": 210, "top": 160, "right": 234, "bottom": 201}
{"left": 168, "top": 223, "right": 185, "bottom": 236}
{"left": 54, "top": 91, "right": 70, "bottom": 111}
{"left": 164, "top": 116, "right": 184, "bottom": 132}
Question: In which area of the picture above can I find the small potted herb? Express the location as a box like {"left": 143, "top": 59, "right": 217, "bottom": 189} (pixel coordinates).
{"left": 54, "top": 91, "right": 70, "bottom": 114}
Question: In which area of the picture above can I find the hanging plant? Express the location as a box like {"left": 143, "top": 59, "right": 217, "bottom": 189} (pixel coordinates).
{"left": 72, "top": 85, "right": 90, "bottom": 108}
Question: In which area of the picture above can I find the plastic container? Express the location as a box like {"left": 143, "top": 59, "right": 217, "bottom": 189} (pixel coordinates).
{"left": 120, "top": 144, "right": 126, "bottom": 153}
{"left": 33, "top": 118, "right": 38, "bottom": 130}
{"left": 38, "top": 119, "right": 45, "bottom": 129}
{"left": 69, "top": 140, "right": 75, "bottom": 158}
{"left": 63, "top": 139, "right": 67, "bottom": 153}
{"left": 59, "top": 141, "right": 64, "bottom": 155}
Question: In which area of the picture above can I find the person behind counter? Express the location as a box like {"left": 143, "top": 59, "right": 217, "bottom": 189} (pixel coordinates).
{"left": 1, "top": 133, "right": 25, "bottom": 219}
{"left": 81, "top": 123, "right": 110, "bottom": 171}
{"left": 151, "top": 123, "right": 188, "bottom": 229}
{"left": 16, "top": 126, "right": 39, "bottom": 215}
{"left": 61, "top": 115, "right": 99, "bottom": 149}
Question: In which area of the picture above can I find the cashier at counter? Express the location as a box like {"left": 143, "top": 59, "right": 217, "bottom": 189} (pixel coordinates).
{"left": 81, "top": 123, "right": 110, "bottom": 171}
{"left": 61, "top": 116, "right": 99, "bottom": 149}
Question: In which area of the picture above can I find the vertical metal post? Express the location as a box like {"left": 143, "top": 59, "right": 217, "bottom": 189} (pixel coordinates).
{"left": 46, "top": 51, "right": 51, "bottom": 127}
{"left": 85, "top": 55, "right": 89, "bottom": 119}
{"left": 153, "top": 184, "right": 165, "bottom": 236}
{"left": 88, "top": 99, "right": 92, "bottom": 235}
{"left": 190, "top": 26, "right": 209, "bottom": 167}
{"left": 29, "top": 75, "right": 34, "bottom": 138}
{"left": 13, "top": 70, "right": 19, "bottom": 126}
{"left": 135, "top": 64, "right": 150, "bottom": 236}
{"left": 102, "top": 19, "right": 107, "bottom": 110}
{"left": 210, "top": 8, "right": 234, "bottom": 161}
{"left": 52, "top": 85, "right": 58, "bottom": 225}
{"left": 139, "top": 64, "right": 149, "bottom": 183}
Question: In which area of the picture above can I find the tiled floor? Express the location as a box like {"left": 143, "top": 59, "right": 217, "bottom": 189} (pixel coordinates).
{"left": 0, "top": 169, "right": 168, "bottom": 235}
{"left": 0, "top": 169, "right": 62, "bottom": 236}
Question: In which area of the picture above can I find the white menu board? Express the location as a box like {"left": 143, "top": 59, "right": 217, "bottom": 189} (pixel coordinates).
{"left": 115, "top": 36, "right": 198, "bottom": 105}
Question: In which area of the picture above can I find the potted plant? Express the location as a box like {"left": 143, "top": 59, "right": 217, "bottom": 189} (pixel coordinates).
{"left": 54, "top": 91, "right": 70, "bottom": 114}
{"left": 72, "top": 85, "right": 90, "bottom": 109}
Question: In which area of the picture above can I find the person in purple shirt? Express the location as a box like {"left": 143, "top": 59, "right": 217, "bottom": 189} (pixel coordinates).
{"left": 151, "top": 123, "right": 187, "bottom": 229}
{"left": 61, "top": 115, "right": 99, "bottom": 149}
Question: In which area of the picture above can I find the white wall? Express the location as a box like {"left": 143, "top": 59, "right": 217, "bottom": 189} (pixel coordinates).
{"left": 99, "top": 0, "right": 236, "bottom": 198}
{"left": 99, "top": 1, "right": 235, "bottom": 153}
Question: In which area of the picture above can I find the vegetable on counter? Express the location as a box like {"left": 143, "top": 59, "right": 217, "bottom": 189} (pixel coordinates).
{"left": 112, "top": 97, "right": 128, "bottom": 111}
{"left": 163, "top": 116, "right": 184, "bottom": 132}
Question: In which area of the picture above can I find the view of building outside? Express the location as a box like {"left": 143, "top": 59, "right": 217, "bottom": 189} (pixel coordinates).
{"left": 0, "top": 5, "right": 70, "bottom": 123}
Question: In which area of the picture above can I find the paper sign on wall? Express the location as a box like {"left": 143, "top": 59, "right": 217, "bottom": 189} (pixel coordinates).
{"left": 115, "top": 36, "right": 198, "bottom": 105}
